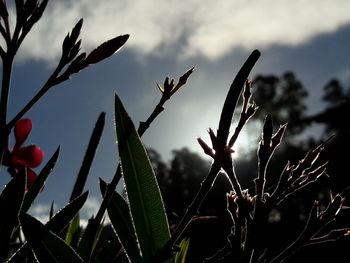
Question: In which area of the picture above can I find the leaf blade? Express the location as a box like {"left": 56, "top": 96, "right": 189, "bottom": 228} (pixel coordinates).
{"left": 99, "top": 178, "right": 142, "bottom": 263}
{"left": 0, "top": 170, "right": 25, "bottom": 261}
{"left": 216, "top": 50, "right": 260, "bottom": 148}
{"left": 22, "top": 147, "right": 60, "bottom": 212}
{"left": 8, "top": 191, "right": 88, "bottom": 263}
{"left": 114, "top": 93, "right": 171, "bottom": 261}
{"left": 20, "top": 212, "right": 83, "bottom": 263}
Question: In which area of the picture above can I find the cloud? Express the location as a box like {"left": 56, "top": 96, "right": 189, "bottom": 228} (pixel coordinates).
{"left": 12, "top": 0, "right": 350, "bottom": 63}
{"left": 30, "top": 196, "right": 109, "bottom": 227}
{"left": 29, "top": 203, "right": 51, "bottom": 224}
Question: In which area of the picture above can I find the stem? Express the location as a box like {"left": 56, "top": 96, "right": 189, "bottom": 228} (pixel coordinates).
{"left": 223, "top": 164, "right": 244, "bottom": 200}
{"left": 7, "top": 62, "right": 64, "bottom": 130}
{"left": 0, "top": 56, "right": 14, "bottom": 128}
{"left": 138, "top": 96, "right": 167, "bottom": 136}
{"left": 0, "top": 55, "right": 14, "bottom": 160}
{"left": 171, "top": 161, "right": 221, "bottom": 245}
{"left": 241, "top": 159, "right": 268, "bottom": 262}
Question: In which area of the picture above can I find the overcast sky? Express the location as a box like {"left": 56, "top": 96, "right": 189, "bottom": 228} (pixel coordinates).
{"left": 1, "top": 0, "right": 350, "bottom": 222}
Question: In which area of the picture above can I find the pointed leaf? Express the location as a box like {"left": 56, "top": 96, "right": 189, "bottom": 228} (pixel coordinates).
{"left": 0, "top": 170, "right": 25, "bottom": 261}
{"left": 114, "top": 93, "right": 171, "bottom": 261}
{"left": 8, "top": 191, "right": 88, "bottom": 263}
{"left": 65, "top": 214, "right": 81, "bottom": 246}
{"left": 60, "top": 113, "right": 105, "bottom": 243}
{"left": 174, "top": 238, "right": 190, "bottom": 263}
{"left": 20, "top": 212, "right": 83, "bottom": 263}
{"left": 22, "top": 147, "right": 60, "bottom": 212}
{"left": 70, "top": 113, "right": 105, "bottom": 201}
{"left": 76, "top": 216, "right": 104, "bottom": 261}
{"left": 217, "top": 50, "right": 260, "bottom": 148}
{"left": 100, "top": 178, "right": 142, "bottom": 263}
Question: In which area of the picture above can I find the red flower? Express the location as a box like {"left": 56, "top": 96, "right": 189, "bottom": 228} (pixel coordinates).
{"left": 5, "top": 119, "right": 44, "bottom": 190}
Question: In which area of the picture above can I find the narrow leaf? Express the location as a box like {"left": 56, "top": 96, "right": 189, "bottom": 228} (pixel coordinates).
{"left": 63, "top": 113, "right": 104, "bottom": 243}
{"left": 100, "top": 178, "right": 142, "bottom": 263}
{"left": 76, "top": 216, "right": 104, "bottom": 262}
{"left": 70, "top": 112, "right": 105, "bottom": 201}
{"left": 22, "top": 146, "right": 60, "bottom": 212}
{"left": 216, "top": 50, "right": 260, "bottom": 148}
{"left": 114, "top": 93, "right": 171, "bottom": 261}
{"left": 65, "top": 214, "right": 81, "bottom": 246}
{"left": 174, "top": 238, "right": 190, "bottom": 263}
{"left": 0, "top": 170, "right": 25, "bottom": 261}
{"left": 20, "top": 212, "right": 83, "bottom": 263}
{"left": 8, "top": 191, "right": 88, "bottom": 263}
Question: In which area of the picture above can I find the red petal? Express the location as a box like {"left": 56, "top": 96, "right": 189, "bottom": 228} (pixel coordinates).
{"left": 15, "top": 119, "right": 32, "bottom": 147}
{"left": 26, "top": 169, "right": 38, "bottom": 190}
{"left": 12, "top": 145, "right": 44, "bottom": 168}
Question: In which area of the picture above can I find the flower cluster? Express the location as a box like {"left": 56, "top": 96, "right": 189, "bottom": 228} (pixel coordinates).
{"left": 3, "top": 119, "right": 44, "bottom": 190}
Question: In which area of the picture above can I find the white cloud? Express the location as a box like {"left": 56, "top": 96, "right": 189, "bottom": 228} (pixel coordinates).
{"left": 10, "top": 0, "right": 350, "bottom": 62}
{"left": 29, "top": 196, "right": 110, "bottom": 227}
{"left": 29, "top": 203, "right": 51, "bottom": 224}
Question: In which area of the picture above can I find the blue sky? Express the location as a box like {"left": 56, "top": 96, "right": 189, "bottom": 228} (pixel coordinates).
{"left": 1, "top": 0, "right": 350, "bottom": 222}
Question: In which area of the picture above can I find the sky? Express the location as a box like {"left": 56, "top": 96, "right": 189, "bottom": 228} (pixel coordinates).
{"left": 1, "top": 0, "right": 350, "bottom": 223}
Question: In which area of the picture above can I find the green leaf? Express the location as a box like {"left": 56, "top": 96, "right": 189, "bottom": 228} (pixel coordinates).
{"left": 174, "top": 238, "right": 190, "bottom": 263}
{"left": 0, "top": 170, "right": 25, "bottom": 261}
{"left": 20, "top": 212, "right": 83, "bottom": 263}
{"left": 99, "top": 178, "right": 142, "bottom": 263}
{"left": 114, "top": 93, "right": 171, "bottom": 261}
{"left": 65, "top": 214, "right": 81, "bottom": 246}
{"left": 62, "top": 113, "right": 104, "bottom": 243}
{"left": 76, "top": 216, "right": 104, "bottom": 261}
{"left": 8, "top": 191, "right": 88, "bottom": 263}
{"left": 22, "top": 147, "right": 60, "bottom": 212}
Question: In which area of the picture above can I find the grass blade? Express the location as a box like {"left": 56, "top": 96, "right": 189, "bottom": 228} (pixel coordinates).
{"left": 114, "top": 93, "right": 171, "bottom": 261}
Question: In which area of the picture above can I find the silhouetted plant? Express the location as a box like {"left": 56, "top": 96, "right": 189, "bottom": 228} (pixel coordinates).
{"left": 0, "top": 1, "right": 349, "bottom": 263}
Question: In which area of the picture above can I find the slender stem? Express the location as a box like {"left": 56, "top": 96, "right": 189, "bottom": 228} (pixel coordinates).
{"left": 0, "top": 24, "right": 8, "bottom": 43}
{"left": 223, "top": 165, "right": 244, "bottom": 200}
{"left": 0, "top": 56, "right": 14, "bottom": 128}
{"left": 7, "top": 62, "right": 65, "bottom": 130}
{"left": 171, "top": 161, "right": 221, "bottom": 245}
{"left": 0, "top": 55, "right": 14, "bottom": 174}
{"left": 138, "top": 96, "right": 167, "bottom": 136}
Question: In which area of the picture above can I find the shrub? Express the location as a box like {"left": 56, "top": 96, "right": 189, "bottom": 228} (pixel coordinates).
{"left": 0, "top": 1, "right": 348, "bottom": 262}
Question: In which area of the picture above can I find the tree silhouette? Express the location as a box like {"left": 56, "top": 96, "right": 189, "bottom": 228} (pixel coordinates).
{"left": 252, "top": 72, "right": 309, "bottom": 136}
